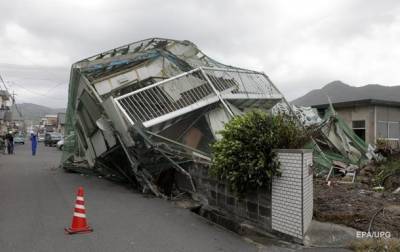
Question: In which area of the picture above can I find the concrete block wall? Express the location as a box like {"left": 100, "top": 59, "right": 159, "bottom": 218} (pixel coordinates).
{"left": 188, "top": 163, "right": 272, "bottom": 232}
{"left": 271, "top": 149, "right": 313, "bottom": 240}
{"left": 188, "top": 149, "right": 313, "bottom": 242}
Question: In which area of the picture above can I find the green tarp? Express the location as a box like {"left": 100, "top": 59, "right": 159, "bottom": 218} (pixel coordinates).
{"left": 307, "top": 104, "right": 370, "bottom": 176}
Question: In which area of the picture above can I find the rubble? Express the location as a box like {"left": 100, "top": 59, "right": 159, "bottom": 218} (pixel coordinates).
{"left": 62, "top": 38, "right": 284, "bottom": 197}
{"left": 272, "top": 102, "right": 322, "bottom": 126}
{"left": 274, "top": 101, "right": 384, "bottom": 181}
{"left": 314, "top": 178, "right": 400, "bottom": 238}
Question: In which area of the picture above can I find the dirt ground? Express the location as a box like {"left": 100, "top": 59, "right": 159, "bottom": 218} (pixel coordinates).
{"left": 314, "top": 178, "right": 400, "bottom": 238}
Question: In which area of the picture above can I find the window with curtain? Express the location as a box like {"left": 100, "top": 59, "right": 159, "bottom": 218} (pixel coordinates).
{"left": 377, "top": 121, "right": 400, "bottom": 139}
{"left": 388, "top": 122, "right": 400, "bottom": 139}
{"left": 377, "top": 121, "right": 388, "bottom": 138}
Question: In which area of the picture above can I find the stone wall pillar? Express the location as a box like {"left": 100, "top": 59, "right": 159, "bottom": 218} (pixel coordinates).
{"left": 271, "top": 149, "right": 313, "bottom": 242}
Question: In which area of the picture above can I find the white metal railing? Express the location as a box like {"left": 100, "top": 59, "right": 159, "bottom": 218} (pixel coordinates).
{"left": 202, "top": 67, "right": 278, "bottom": 96}
{"left": 114, "top": 67, "right": 279, "bottom": 126}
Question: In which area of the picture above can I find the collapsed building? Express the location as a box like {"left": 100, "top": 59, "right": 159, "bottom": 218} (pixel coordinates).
{"left": 62, "top": 38, "right": 285, "bottom": 197}
{"left": 62, "top": 38, "right": 386, "bottom": 242}
{"left": 273, "top": 102, "right": 381, "bottom": 180}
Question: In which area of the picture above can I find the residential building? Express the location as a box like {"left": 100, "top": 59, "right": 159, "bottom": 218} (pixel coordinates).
{"left": 314, "top": 100, "right": 400, "bottom": 145}
{"left": 0, "top": 90, "right": 12, "bottom": 135}
{"left": 40, "top": 114, "right": 58, "bottom": 132}
{"left": 293, "top": 81, "right": 400, "bottom": 145}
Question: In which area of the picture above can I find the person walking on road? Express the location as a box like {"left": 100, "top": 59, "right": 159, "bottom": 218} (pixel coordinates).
{"left": 30, "top": 132, "right": 38, "bottom": 156}
{"left": 5, "top": 131, "right": 14, "bottom": 155}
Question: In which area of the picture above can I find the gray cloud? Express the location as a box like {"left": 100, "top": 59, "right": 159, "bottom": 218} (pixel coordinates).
{"left": 0, "top": 64, "right": 69, "bottom": 107}
{"left": 0, "top": 0, "right": 399, "bottom": 107}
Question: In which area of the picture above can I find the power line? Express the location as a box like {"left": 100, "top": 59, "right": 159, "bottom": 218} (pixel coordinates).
{"left": 0, "top": 69, "right": 68, "bottom": 98}
{"left": 42, "top": 82, "right": 67, "bottom": 96}
{"left": 7, "top": 80, "right": 67, "bottom": 100}
{"left": 1, "top": 72, "right": 23, "bottom": 118}
{"left": 11, "top": 91, "right": 23, "bottom": 118}
{"left": 1, "top": 73, "right": 66, "bottom": 119}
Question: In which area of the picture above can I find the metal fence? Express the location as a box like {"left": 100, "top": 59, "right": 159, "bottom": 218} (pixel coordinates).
{"left": 202, "top": 67, "right": 278, "bottom": 97}
{"left": 114, "top": 67, "right": 278, "bottom": 126}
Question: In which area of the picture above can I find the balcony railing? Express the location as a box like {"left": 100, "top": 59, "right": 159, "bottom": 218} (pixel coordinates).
{"left": 202, "top": 67, "right": 279, "bottom": 97}
{"left": 114, "top": 67, "right": 281, "bottom": 127}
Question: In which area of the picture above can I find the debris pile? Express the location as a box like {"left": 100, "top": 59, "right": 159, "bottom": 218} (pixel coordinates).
{"left": 314, "top": 178, "right": 400, "bottom": 238}
{"left": 274, "top": 101, "right": 383, "bottom": 180}
{"left": 309, "top": 104, "right": 382, "bottom": 177}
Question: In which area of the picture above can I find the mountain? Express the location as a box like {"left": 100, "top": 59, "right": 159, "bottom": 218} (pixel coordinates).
{"left": 292, "top": 81, "right": 400, "bottom": 106}
{"left": 12, "top": 103, "right": 66, "bottom": 121}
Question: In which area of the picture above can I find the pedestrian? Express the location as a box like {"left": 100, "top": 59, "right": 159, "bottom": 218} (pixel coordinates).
{"left": 5, "top": 131, "right": 14, "bottom": 155}
{"left": 30, "top": 131, "right": 38, "bottom": 156}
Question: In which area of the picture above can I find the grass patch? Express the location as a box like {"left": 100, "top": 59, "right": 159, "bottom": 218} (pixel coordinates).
{"left": 349, "top": 239, "right": 400, "bottom": 252}
{"left": 374, "top": 156, "right": 400, "bottom": 189}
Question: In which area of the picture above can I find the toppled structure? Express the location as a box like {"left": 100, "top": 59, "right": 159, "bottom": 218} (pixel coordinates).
{"left": 307, "top": 105, "right": 374, "bottom": 177}
{"left": 62, "top": 38, "right": 283, "bottom": 196}
{"left": 274, "top": 102, "right": 381, "bottom": 178}
{"left": 272, "top": 102, "right": 322, "bottom": 126}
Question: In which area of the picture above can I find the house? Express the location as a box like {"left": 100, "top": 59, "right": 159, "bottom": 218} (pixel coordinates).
{"left": 45, "top": 114, "right": 58, "bottom": 126}
{"left": 63, "top": 38, "right": 284, "bottom": 196}
{"left": 41, "top": 114, "right": 58, "bottom": 132}
{"left": 0, "top": 90, "right": 12, "bottom": 135}
{"left": 0, "top": 90, "right": 12, "bottom": 110}
{"left": 293, "top": 81, "right": 400, "bottom": 145}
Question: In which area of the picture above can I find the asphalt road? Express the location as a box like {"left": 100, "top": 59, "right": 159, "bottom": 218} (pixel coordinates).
{"left": 0, "top": 143, "right": 258, "bottom": 252}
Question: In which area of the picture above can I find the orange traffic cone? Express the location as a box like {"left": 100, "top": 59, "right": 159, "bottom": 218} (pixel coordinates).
{"left": 65, "top": 186, "right": 93, "bottom": 234}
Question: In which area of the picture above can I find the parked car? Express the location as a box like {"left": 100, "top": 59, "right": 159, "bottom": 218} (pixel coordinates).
{"left": 44, "top": 132, "right": 62, "bottom": 147}
{"left": 14, "top": 135, "right": 25, "bottom": 144}
{"left": 38, "top": 133, "right": 45, "bottom": 142}
{"left": 56, "top": 139, "right": 64, "bottom": 150}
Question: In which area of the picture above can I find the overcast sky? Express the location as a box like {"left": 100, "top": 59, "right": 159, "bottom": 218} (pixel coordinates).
{"left": 0, "top": 0, "right": 399, "bottom": 108}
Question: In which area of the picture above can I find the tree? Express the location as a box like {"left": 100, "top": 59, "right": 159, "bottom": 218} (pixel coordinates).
{"left": 210, "top": 110, "right": 308, "bottom": 195}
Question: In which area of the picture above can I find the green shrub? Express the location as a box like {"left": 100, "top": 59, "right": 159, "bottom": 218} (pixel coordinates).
{"left": 210, "top": 110, "right": 308, "bottom": 195}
